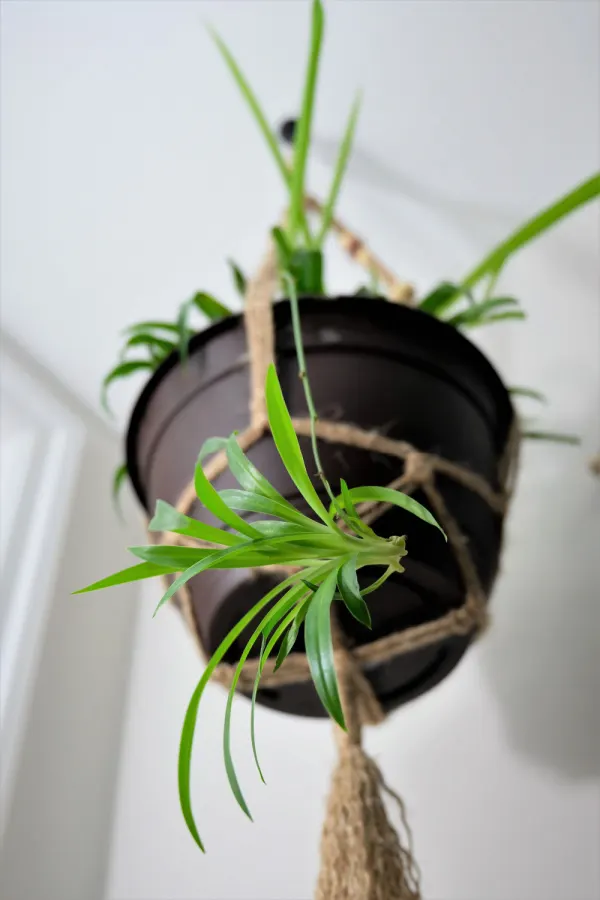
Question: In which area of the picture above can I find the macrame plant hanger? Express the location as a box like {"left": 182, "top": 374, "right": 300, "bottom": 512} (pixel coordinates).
{"left": 158, "top": 196, "right": 520, "bottom": 900}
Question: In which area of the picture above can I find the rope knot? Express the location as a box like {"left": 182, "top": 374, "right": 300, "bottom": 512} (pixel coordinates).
{"left": 403, "top": 451, "right": 432, "bottom": 486}
{"left": 453, "top": 592, "right": 488, "bottom": 634}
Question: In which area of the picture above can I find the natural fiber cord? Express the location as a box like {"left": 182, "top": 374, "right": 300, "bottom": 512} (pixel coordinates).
{"left": 155, "top": 206, "right": 519, "bottom": 900}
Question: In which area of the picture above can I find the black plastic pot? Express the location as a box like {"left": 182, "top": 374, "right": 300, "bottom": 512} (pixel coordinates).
{"left": 126, "top": 297, "right": 513, "bottom": 717}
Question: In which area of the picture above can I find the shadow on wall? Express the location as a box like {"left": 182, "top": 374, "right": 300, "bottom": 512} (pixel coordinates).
{"left": 480, "top": 438, "right": 600, "bottom": 782}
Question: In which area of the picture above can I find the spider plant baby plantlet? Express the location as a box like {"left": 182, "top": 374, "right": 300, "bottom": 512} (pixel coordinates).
{"left": 76, "top": 352, "right": 445, "bottom": 850}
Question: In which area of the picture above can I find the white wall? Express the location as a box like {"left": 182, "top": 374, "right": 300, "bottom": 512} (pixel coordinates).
{"left": 1, "top": 2, "right": 599, "bottom": 899}
{"left": 0, "top": 336, "right": 142, "bottom": 900}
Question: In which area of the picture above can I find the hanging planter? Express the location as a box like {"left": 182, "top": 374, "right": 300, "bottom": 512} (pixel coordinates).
{"left": 126, "top": 295, "right": 513, "bottom": 718}
{"left": 80, "top": 1, "right": 599, "bottom": 897}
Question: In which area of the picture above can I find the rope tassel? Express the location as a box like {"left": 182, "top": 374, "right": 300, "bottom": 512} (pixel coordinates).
{"left": 316, "top": 736, "right": 421, "bottom": 900}
{"left": 316, "top": 630, "right": 422, "bottom": 900}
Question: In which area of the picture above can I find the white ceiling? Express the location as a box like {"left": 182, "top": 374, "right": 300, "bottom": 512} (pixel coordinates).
{"left": 1, "top": 0, "right": 598, "bottom": 426}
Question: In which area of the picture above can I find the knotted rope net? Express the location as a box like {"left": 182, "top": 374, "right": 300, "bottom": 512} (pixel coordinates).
{"left": 158, "top": 198, "right": 520, "bottom": 899}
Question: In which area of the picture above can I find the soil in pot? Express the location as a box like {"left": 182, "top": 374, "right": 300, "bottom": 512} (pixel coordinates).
{"left": 126, "top": 297, "right": 513, "bottom": 717}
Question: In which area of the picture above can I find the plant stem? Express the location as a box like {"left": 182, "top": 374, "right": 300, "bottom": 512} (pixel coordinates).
{"left": 359, "top": 565, "right": 395, "bottom": 596}
{"left": 283, "top": 272, "right": 340, "bottom": 513}
{"left": 459, "top": 172, "right": 600, "bottom": 294}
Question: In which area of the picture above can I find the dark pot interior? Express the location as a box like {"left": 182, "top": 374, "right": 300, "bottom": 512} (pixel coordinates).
{"left": 126, "top": 297, "right": 513, "bottom": 717}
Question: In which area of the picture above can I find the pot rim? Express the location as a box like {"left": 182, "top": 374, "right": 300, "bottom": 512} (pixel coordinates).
{"left": 125, "top": 295, "right": 513, "bottom": 509}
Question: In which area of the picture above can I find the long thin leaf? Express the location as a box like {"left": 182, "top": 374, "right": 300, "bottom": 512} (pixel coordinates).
{"left": 101, "top": 360, "right": 154, "bottom": 415}
{"left": 74, "top": 561, "right": 177, "bottom": 594}
{"left": 250, "top": 580, "right": 312, "bottom": 781}
{"left": 317, "top": 93, "right": 361, "bottom": 246}
{"left": 274, "top": 593, "right": 311, "bottom": 671}
{"left": 112, "top": 463, "right": 128, "bottom": 519}
{"left": 459, "top": 172, "right": 600, "bottom": 293}
{"left": 337, "top": 557, "right": 371, "bottom": 628}
{"left": 228, "top": 260, "right": 247, "bottom": 299}
{"left": 122, "top": 333, "right": 175, "bottom": 358}
{"left": 148, "top": 499, "right": 243, "bottom": 546}
{"left": 130, "top": 539, "right": 321, "bottom": 571}
{"left": 193, "top": 291, "right": 233, "bottom": 321}
{"left": 218, "top": 488, "right": 327, "bottom": 531}
{"left": 177, "top": 573, "right": 299, "bottom": 851}
{"left": 304, "top": 567, "right": 345, "bottom": 727}
{"left": 522, "top": 430, "right": 580, "bottom": 445}
{"left": 194, "top": 451, "right": 263, "bottom": 539}
{"left": 446, "top": 296, "right": 520, "bottom": 327}
{"left": 418, "top": 281, "right": 464, "bottom": 315}
{"left": 208, "top": 26, "right": 290, "bottom": 188}
{"left": 466, "top": 310, "right": 526, "bottom": 326}
{"left": 288, "top": 0, "right": 324, "bottom": 243}
{"left": 509, "top": 386, "right": 547, "bottom": 403}
{"left": 265, "top": 363, "right": 333, "bottom": 526}
{"left": 271, "top": 226, "right": 292, "bottom": 270}
{"left": 153, "top": 532, "right": 337, "bottom": 615}
{"left": 225, "top": 434, "right": 296, "bottom": 508}
{"left": 340, "top": 477, "right": 375, "bottom": 537}
{"left": 123, "top": 320, "right": 181, "bottom": 336}
{"left": 333, "top": 484, "right": 446, "bottom": 539}
{"left": 129, "top": 545, "right": 216, "bottom": 569}
{"left": 177, "top": 293, "right": 231, "bottom": 362}
{"left": 224, "top": 585, "right": 302, "bottom": 808}
{"left": 223, "top": 595, "right": 294, "bottom": 817}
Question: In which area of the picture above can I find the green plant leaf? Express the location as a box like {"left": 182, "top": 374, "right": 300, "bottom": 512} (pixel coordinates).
{"left": 194, "top": 451, "right": 263, "bottom": 540}
{"left": 153, "top": 533, "right": 335, "bottom": 615}
{"left": 123, "top": 321, "right": 181, "bottom": 336}
{"left": 224, "top": 585, "right": 302, "bottom": 808}
{"left": 148, "top": 499, "right": 243, "bottom": 546}
{"left": 271, "top": 226, "right": 292, "bottom": 270}
{"left": 122, "top": 333, "right": 175, "bottom": 358}
{"left": 249, "top": 581, "right": 309, "bottom": 782}
{"left": 333, "top": 485, "right": 446, "bottom": 539}
{"left": 465, "top": 311, "right": 526, "bottom": 327}
{"left": 459, "top": 172, "right": 600, "bottom": 294}
{"left": 177, "top": 573, "right": 298, "bottom": 851}
{"left": 446, "top": 296, "right": 520, "bottom": 327}
{"left": 317, "top": 93, "right": 361, "bottom": 246}
{"left": 522, "top": 430, "right": 580, "bottom": 445}
{"left": 73, "top": 561, "right": 177, "bottom": 594}
{"left": 197, "top": 435, "right": 229, "bottom": 463}
{"left": 112, "top": 463, "right": 128, "bottom": 519}
{"left": 265, "top": 363, "right": 333, "bottom": 526}
{"left": 193, "top": 291, "right": 233, "bottom": 321}
{"left": 228, "top": 260, "right": 247, "bottom": 298}
{"left": 288, "top": 0, "right": 324, "bottom": 243}
{"left": 274, "top": 593, "right": 311, "bottom": 671}
{"left": 225, "top": 434, "right": 295, "bottom": 508}
{"left": 218, "top": 488, "right": 327, "bottom": 531}
{"left": 101, "top": 360, "right": 154, "bottom": 415}
{"left": 128, "top": 545, "right": 213, "bottom": 569}
{"left": 509, "top": 386, "right": 547, "bottom": 403}
{"left": 339, "top": 478, "right": 375, "bottom": 537}
{"left": 208, "top": 26, "right": 291, "bottom": 189}
{"left": 418, "top": 281, "right": 464, "bottom": 315}
{"left": 177, "top": 293, "right": 231, "bottom": 362}
{"left": 337, "top": 557, "right": 371, "bottom": 628}
{"left": 288, "top": 250, "right": 324, "bottom": 295}
{"left": 304, "top": 567, "right": 345, "bottom": 727}
{"left": 250, "top": 635, "right": 268, "bottom": 782}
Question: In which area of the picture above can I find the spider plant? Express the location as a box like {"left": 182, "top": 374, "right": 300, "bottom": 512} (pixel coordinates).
{"left": 76, "top": 271, "right": 445, "bottom": 851}
{"left": 419, "top": 172, "right": 600, "bottom": 328}
{"left": 210, "top": 0, "right": 360, "bottom": 296}
{"left": 101, "top": 262, "right": 248, "bottom": 415}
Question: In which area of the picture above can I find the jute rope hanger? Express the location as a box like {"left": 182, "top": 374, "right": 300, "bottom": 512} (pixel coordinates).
{"left": 157, "top": 199, "right": 520, "bottom": 899}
